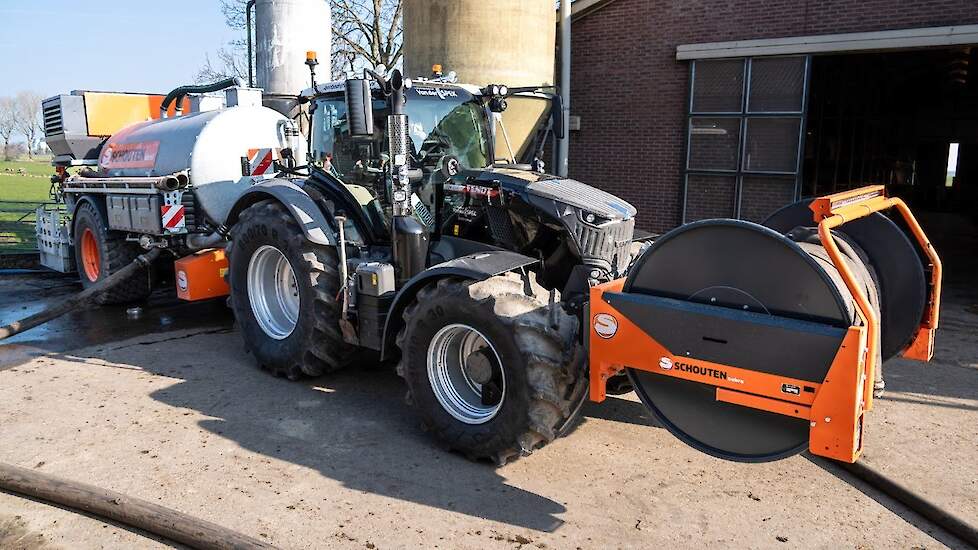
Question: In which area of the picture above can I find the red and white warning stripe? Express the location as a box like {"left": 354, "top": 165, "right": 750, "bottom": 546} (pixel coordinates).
{"left": 161, "top": 204, "right": 186, "bottom": 231}
{"left": 248, "top": 148, "right": 276, "bottom": 176}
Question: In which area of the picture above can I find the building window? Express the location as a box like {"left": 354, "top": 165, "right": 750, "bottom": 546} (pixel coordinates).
{"left": 684, "top": 56, "right": 810, "bottom": 223}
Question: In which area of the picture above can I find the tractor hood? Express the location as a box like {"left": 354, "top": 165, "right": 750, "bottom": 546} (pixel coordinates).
{"left": 470, "top": 168, "right": 637, "bottom": 221}
{"left": 469, "top": 167, "right": 637, "bottom": 277}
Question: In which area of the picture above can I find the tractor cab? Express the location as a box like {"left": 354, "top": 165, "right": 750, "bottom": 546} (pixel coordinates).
{"left": 303, "top": 77, "right": 562, "bottom": 247}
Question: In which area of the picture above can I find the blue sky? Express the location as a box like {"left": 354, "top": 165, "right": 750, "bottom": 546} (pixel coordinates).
{"left": 0, "top": 1, "right": 239, "bottom": 98}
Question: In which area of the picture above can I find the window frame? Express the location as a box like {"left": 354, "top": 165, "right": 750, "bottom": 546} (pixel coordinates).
{"left": 683, "top": 55, "right": 811, "bottom": 223}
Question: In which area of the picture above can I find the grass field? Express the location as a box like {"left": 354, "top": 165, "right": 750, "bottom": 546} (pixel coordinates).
{"left": 0, "top": 159, "right": 56, "bottom": 251}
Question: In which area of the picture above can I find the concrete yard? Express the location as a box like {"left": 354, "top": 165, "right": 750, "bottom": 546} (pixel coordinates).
{"left": 0, "top": 216, "right": 976, "bottom": 549}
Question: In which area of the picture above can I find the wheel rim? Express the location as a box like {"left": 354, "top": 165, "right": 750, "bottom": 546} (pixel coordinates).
{"left": 247, "top": 245, "right": 300, "bottom": 340}
{"left": 80, "top": 228, "right": 100, "bottom": 282}
{"left": 427, "top": 323, "right": 506, "bottom": 424}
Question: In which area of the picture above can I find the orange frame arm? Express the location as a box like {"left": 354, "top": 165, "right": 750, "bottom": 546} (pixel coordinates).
{"left": 810, "top": 185, "right": 943, "bottom": 411}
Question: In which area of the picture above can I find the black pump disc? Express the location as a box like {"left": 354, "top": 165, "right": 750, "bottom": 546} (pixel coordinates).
{"left": 622, "top": 220, "right": 853, "bottom": 462}
{"left": 763, "top": 199, "right": 926, "bottom": 360}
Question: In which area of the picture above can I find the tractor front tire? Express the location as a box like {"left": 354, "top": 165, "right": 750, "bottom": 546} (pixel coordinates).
{"left": 72, "top": 201, "right": 152, "bottom": 305}
{"left": 227, "top": 200, "right": 353, "bottom": 379}
{"left": 397, "top": 272, "right": 585, "bottom": 465}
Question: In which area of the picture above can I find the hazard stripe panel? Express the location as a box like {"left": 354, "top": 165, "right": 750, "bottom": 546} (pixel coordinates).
{"left": 161, "top": 205, "right": 186, "bottom": 231}
{"left": 247, "top": 148, "right": 276, "bottom": 176}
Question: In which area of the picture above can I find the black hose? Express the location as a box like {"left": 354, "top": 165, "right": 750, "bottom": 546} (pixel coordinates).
{"left": 0, "top": 462, "right": 276, "bottom": 549}
{"left": 838, "top": 460, "right": 978, "bottom": 547}
{"left": 160, "top": 78, "right": 243, "bottom": 117}
{"left": 0, "top": 248, "right": 162, "bottom": 341}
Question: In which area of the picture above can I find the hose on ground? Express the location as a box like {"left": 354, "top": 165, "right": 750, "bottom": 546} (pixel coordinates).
{"left": 0, "top": 248, "right": 162, "bottom": 341}
{"left": 0, "top": 462, "right": 275, "bottom": 549}
{"left": 839, "top": 460, "right": 978, "bottom": 548}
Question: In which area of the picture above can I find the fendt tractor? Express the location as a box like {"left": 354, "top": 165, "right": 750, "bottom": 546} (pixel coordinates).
{"left": 38, "top": 56, "right": 942, "bottom": 465}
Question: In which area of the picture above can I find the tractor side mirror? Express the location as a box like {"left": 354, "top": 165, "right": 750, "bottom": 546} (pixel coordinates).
{"left": 345, "top": 78, "right": 374, "bottom": 138}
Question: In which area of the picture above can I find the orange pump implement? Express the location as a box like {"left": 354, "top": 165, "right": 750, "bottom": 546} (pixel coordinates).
{"left": 588, "top": 186, "right": 941, "bottom": 463}
{"left": 175, "top": 249, "right": 230, "bottom": 302}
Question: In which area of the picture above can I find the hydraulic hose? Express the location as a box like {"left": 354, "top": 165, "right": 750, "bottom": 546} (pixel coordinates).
{"left": 838, "top": 460, "right": 978, "bottom": 548}
{"left": 0, "top": 248, "right": 162, "bottom": 341}
{"left": 160, "top": 78, "right": 243, "bottom": 117}
{"left": 0, "top": 462, "right": 275, "bottom": 549}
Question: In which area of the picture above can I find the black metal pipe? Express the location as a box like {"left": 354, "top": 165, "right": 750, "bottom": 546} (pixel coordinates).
{"left": 246, "top": 0, "right": 256, "bottom": 88}
{"left": 159, "top": 78, "right": 243, "bottom": 118}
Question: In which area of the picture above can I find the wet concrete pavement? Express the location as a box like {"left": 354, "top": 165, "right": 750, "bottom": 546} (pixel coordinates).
{"left": 0, "top": 271, "right": 233, "bottom": 358}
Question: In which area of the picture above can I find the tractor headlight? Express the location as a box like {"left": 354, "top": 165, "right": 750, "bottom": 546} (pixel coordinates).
{"left": 580, "top": 210, "right": 610, "bottom": 226}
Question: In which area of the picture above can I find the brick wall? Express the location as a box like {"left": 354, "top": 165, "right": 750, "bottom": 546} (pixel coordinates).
{"left": 568, "top": 0, "right": 978, "bottom": 232}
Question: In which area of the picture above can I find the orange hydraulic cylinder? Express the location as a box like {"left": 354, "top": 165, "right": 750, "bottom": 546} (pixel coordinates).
{"left": 174, "top": 249, "right": 230, "bottom": 301}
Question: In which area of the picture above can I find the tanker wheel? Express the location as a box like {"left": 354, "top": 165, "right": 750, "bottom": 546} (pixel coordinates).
{"left": 72, "top": 202, "right": 151, "bottom": 305}
{"left": 396, "top": 273, "right": 586, "bottom": 465}
{"left": 227, "top": 200, "right": 353, "bottom": 379}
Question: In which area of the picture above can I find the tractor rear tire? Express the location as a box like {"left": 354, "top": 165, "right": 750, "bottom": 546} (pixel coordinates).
{"left": 72, "top": 201, "right": 152, "bottom": 305}
{"left": 396, "top": 272, "right": 585, "bottom": 465}
{"left": 227, "top": 200, "right": 353, "bottom": 379}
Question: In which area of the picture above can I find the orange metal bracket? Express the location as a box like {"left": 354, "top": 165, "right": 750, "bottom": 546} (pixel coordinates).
{"left": 808, "top": 326, "right": 867, "bottom": 462}
{"left": 810, "top": 185, "right": 942, "bottom": 411}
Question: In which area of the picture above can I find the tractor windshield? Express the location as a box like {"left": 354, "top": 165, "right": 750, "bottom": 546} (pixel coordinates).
{"left": 309, "top": 91, "right": 491, "bottom": 234}
{"left": 310, "top": 93, "right": 491, "bottom": 181}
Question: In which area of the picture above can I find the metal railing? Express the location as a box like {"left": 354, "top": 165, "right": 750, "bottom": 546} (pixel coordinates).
{"left": 0, "top": 200, "right": 58, "bottom": 253}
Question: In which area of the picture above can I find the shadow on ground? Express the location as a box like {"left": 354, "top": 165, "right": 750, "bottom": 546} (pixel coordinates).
{"left": 145, "top": 338, "right": 571, "bottom": 531}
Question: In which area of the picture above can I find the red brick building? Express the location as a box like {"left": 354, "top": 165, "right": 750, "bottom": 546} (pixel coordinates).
{"left": 567, "top": 0, "right": 978, "bottom": 233}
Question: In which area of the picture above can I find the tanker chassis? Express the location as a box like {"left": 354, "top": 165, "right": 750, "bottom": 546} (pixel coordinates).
{"left": 38, "top": 62, "right": 942, "bottom": 465}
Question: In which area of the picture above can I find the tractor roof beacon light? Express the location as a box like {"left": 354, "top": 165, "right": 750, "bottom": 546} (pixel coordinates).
{"left": 432, "top": 64, "right": 443, "bottom": 78}
{"left": 305, "top": 51, "right": 319, "bottom": 89}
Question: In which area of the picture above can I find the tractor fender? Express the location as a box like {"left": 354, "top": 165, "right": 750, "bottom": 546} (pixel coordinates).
{"left": 225, "top": 178, "right": 336, "bottom": 246}
{"left": 379, "top": 250, "right": 539, "bottom": 361}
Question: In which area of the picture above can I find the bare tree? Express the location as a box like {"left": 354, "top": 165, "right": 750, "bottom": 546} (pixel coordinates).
{"left": 13, "top": 92, "right": 43, "bottom": 161}
{"left": 199, "top": 0, "right": 402, "bottom": 83}
{"left": 0, "top": 97, "right": 17, "bottom": 161}
{"left": 196, "top": 0, "right": 251, "bottom": 82}
{"left": 332, "top": 0, "right": 403, "bottom": 74}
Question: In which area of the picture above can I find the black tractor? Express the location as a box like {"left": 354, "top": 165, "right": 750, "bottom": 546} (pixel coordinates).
{"left": 225, "top": 69, "right": 640, "bottom": 463}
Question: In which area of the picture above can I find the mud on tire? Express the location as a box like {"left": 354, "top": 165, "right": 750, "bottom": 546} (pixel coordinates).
{"left": 227, "top": 200, "right": 353, "bottom": 378}
{"left": 72, "top": 201, "right": 152, "bottom": 305}
{"left": 396, "top": 272, "right": 586, "bottom": 465}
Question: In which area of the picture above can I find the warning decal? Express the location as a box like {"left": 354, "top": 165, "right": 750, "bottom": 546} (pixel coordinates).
{"left": 247, "top": 148, "right": 276, "bottom": 176}
{"left": 99, "top": 141, "right": 160, "bottom": 170}
{"left": 161, "top": 204, "right": 186, "bottom": 231}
